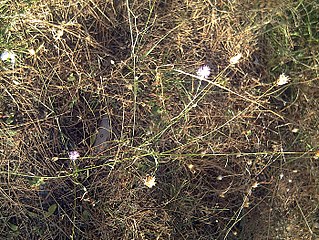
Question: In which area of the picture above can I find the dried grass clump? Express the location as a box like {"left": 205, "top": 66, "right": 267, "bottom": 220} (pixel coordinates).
{"left": 0, "top": 0, "right": 318, "bottom": 239}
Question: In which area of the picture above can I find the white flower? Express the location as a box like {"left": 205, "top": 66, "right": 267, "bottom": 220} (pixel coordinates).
{"left": 217, "top": 175, "right": 223, "bottom": 181}
{"left": 1, "top": 50, "right": 16, "bottom": 65}
{"left": 28, "top": 49, "right": 36, "bottom": 56}
{"left": 1, "top": 51, "right": 10, "bottom": 61}
{"left": 276, "top": 73, "right": 290, "bottom": 86}
{"left": 291, "top": 128, "right": 299, "bottom": 133}
{"left": 229, "top": 53, "right": 242, "bottom": 65}
{"left": 196, "top": 65, "right": 211, "bottom": 79}
{"left": 144, "top": 175, "right": 156, "bottom": 188}
{"left": 187, "top": 164, "right": 196, "bottom": 174}
{"left": 69, "top": 151, "right": 80, "bottom": 161}
{"left": 53, "top": 29, "right": 64, "bottom": 40}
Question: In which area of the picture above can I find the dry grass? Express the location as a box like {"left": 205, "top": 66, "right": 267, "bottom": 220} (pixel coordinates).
{"left": 0, "top": 0, "right": 319, "bottom": 239}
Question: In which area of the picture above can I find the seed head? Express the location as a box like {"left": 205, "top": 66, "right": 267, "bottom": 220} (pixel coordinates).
{"left": 144, "top": 175, "right": 156, "bottom": 188}
{"left": 229, "top": 53, "right": 242, "bottom": 65}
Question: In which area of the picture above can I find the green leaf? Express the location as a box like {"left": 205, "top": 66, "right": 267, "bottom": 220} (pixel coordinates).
{"left": 67, "top": 72, "right": 76, "bottom": 81}
{"left": 44, "top": 204, "right": 57, "bottom": 218}
{"left": 90, "top": 133, "right": 96, "bottom": 147}
{"left": 246, "top": 130, "right": 252, "bottom": 136}
{"left": 82, "top": 210, "right": 90, "bottom": 221}
{"left": 6, "top": 130, "right": 17, "bottom": 137}
{"left": 29, "top": 177, "right": 45, "bottom": 187}
{"left": 26, "top": 210, "right": 38, "bottom": 218}
{"left": 5, "top": 114, "right": 14, "bottom": 124}
{"left": 8, "top": 222, "right": 18, "bottom": 231}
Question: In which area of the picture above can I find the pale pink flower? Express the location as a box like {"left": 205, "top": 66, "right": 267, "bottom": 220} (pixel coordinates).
{"left": 1, "top": 50, "right": 16, "bottom": 66}
{"left": 69, "top": 151, "right": 80, "bottom": 161}
{"left": 196, "top": 65, "right": 211, "bottom": 79}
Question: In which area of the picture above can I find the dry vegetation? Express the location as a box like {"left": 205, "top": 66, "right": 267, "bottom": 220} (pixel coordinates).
{"left": 1, "top": 0, "right": 319, "bottom": 239}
